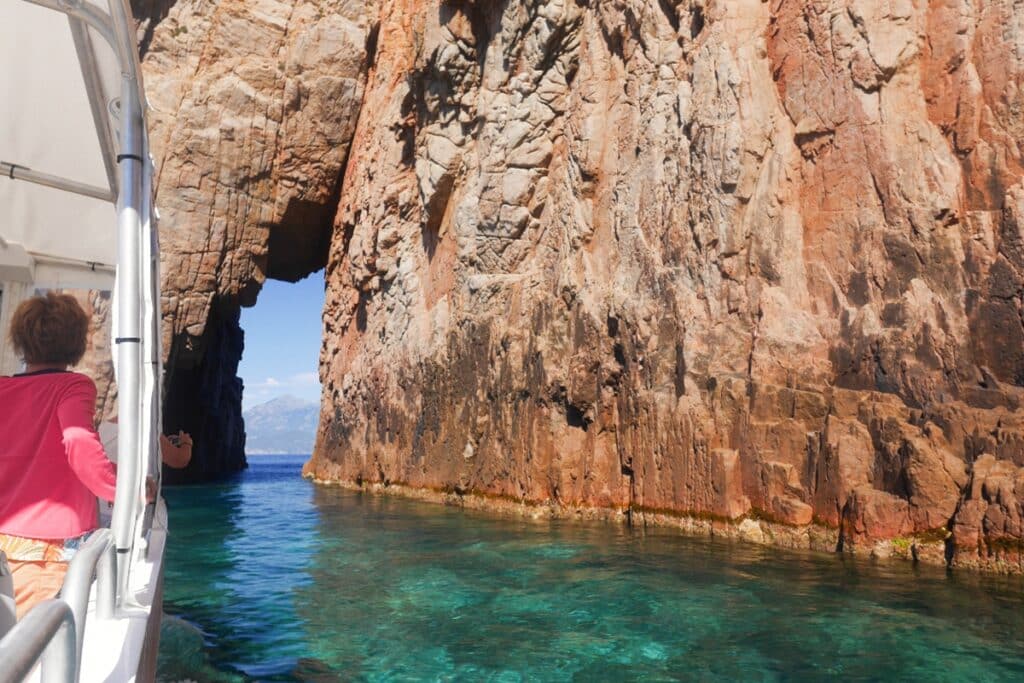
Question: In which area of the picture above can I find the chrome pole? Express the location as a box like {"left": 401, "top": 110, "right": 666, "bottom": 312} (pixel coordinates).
{"left": 60, "top": 529, "right": 115, "bottom": 674}
{"left": 110, "top": 69, "right": 143, "bottom": 607}
{"left": 96, "top": 539, "right": 117, "bottom": 620}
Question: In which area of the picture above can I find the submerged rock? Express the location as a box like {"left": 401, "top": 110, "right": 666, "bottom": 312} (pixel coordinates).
{"left": 156, "top": 615, "right": 242, "bottom": 683}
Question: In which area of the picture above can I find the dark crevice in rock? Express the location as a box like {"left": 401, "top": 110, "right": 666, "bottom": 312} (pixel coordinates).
{"left": 355, "top": 292, "right": 369, "bottom": 333}
{"left": 442, "top": 0, "right": 503, "bottom": 77}
{"left": 613, "top": 343, "right": 628, "bottom": 369}
{"left": 622, "top": 463, "right": 636, "bottom": 526}
{"left": 564, "top": 400, "right": 589, "bottom": 431}
{"left": 675, "top": 342, "right": 687, "bottom": 398}
{"left": 396, "top": 87, "right": 418, "bottom": 167}
{"left": 657, "top": 0, "right": 680, "bottom": 33}
{"left": 423, "top": 173, "right": 455, "bottom": 250}
{"left": 836, "top": 503, "right": 848, "bottom": 552}
{"left": 364, "top": 21, "right": 380, "bottom": 71}
{"left": 163, "top": 298, "right": 246, "bottom": 484}
{"left": 689, "top": 5, "right": 705, "bottom": 39}
{"left": 606, "top": 314, "right": 620, "bottom": 338}
{"left": 130, "top": 0, "right": 177, "bottom": 56}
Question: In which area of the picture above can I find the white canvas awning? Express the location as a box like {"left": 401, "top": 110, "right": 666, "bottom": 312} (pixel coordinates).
{"left": 0, "top": 0, "right": 124, "bottom": 290}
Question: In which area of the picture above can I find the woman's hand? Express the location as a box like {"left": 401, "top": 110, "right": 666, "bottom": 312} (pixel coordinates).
{"left": 170, "top": 430, "right": 193, "bottom": 449}
{"left": 160, "top": 431, "right": 193, "bottom": 469}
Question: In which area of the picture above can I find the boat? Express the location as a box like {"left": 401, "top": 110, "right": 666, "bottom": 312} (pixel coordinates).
{"left": 0, "top": 1, "right": 166, "bottom": 680}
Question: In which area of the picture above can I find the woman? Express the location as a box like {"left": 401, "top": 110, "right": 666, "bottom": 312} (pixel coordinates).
{"left": 0, "top": 293, "right": 115, "bottom": 617}
{"left": 0, "top": 292, "right": 187, "bottom": 617}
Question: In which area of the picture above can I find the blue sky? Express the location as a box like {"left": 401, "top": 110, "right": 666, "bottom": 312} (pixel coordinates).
{"left": 238, "top": 270, "right": 325, "bottom": 411}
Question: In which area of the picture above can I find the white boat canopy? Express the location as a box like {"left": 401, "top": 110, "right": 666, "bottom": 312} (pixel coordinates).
{"left": 0, "top": 0, "right": 124, "bottom": 293}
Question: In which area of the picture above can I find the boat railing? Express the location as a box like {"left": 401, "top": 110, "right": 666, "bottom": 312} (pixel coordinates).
{"left": 59, "top": 530, "right": 116, "bottom": 674}
{"left": 0, "top": 530, "right": 117, "bottom": 682}
{"left": 0, "top": 600, "right": 76, "bottom": 683}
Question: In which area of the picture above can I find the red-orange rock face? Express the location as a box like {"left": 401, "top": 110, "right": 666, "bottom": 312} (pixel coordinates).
{"left": 141, "top": 1, "right": 1024, "bottom": 570}
{"left": 133, "top": 0, "right": 373, "bottom": 480}
{"left": 305, "top": 0, "right": 1024, "bottom": 572}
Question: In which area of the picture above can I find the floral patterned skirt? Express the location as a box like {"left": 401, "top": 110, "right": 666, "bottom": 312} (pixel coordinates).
{"left": 0, "top": 530, "right": 95, "bottom": 563}
{"left": 0, "top": 532, "right": 96, "bottom": 619}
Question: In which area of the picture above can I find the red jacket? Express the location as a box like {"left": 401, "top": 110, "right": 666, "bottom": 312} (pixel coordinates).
{"left": 0, "top": 371, "right": 117, "bottom": 540}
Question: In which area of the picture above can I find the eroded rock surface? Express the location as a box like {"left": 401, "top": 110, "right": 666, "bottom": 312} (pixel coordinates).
{"left": 140, "top": 0, "right": 1024, "bottom": 570}
{"left": 133, "top": 0, "right": 373, "bottom": 479}
{"left": 73, "top": 291, "right": 117, "bottom": 423}
{"left": 302, "top": 0, "right": 1024, "bottom": 572}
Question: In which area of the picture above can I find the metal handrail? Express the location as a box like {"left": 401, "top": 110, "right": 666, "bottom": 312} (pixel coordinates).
{"left": 0, "top": 600, "right": 76, "bottom": 683}
{"left": 60, "top": 530, "right": 116, "bottom": 675}
{"left": 0, "top": 552, "right": 14, "bottom": 639}
{"left": 0, "top": 518, "right": 153, "bottom": 682}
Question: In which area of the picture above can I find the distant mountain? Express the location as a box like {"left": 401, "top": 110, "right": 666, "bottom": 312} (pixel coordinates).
{"left": 243, "top": 395, "right": 319, "bottom": 455}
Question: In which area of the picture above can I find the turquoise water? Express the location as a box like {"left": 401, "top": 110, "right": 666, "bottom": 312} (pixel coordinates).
{"left": 159, "top": 455, "right": 1024, "bottom": 682}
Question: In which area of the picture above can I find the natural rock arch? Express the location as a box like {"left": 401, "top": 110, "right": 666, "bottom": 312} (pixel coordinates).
{"left": 137, "top": 0, "right": 372, "bottom": 482}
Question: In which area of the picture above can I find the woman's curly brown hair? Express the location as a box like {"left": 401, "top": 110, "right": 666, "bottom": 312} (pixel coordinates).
{"left": 8, "top": 292, "right": 90, "bottom": 366}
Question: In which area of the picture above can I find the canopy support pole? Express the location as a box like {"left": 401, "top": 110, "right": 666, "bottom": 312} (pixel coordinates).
{"left": 110, "top": 70, "right": 143, "bottom": 608}
{"left": 68, "top": 15, "right": 119, "bottom": 194}
{"left": 23, "top": 0, "right": 115, "bottom": 47}
{"left": 0, "top": 162, "right": 114, "bottom": 202}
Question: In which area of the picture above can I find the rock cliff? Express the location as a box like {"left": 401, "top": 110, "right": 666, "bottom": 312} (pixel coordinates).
{"left": 132, "top": 0, "right": 372, "bottom": 480}
{"left": 143, "top": 1, "right": 1024, "bottom": 572}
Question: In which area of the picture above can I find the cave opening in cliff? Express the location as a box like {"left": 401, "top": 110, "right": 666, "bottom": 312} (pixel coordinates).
{"left": 163, "top": 270, "right": 326, "bottom": 484}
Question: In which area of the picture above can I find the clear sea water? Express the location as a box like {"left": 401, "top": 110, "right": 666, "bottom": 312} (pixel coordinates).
{"left": 158, "top": 454, "right": 1024, "bottom": 682}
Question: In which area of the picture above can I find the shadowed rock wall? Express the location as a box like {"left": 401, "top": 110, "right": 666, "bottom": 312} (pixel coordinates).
{"left": 303, "top": 0, "right": 1024, "bottom": 573}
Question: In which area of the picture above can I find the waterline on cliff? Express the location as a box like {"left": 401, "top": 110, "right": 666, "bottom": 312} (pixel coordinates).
{"left": 159, "top": 455, "right": 1024, "bottom": 681}
{"left": 303, "top": 475, "right": 850, "bottom": 561}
